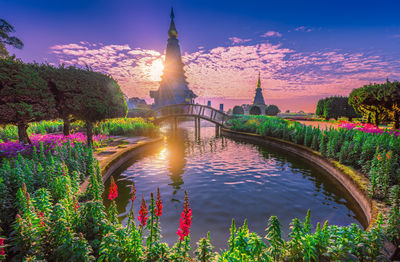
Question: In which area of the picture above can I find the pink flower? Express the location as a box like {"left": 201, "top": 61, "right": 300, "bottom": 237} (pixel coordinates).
{"left": 0, "top": 237, "right": 5, "bottom": 256}
{"left": 138, "top": 194, "right": 148, "bottom": 228}
{"left": 177, "top": 190, "right": 192, "bottom": 241}
{"left": 155, "top": 187, "right": 163, "bottom": 217}
{"left": 108, "top": 176, "right": 118, "bottom": 201}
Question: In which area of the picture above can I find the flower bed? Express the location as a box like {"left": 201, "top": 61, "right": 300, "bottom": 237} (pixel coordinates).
{"left": 339, "top": 121, "right": 400, "bottom": 137}
{"left": 0, "top": 133, "right": 106, "bottom": 158}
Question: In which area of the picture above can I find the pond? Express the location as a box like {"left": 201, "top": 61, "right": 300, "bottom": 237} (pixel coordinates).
{"left": 103, "top": 122, "right": 365, "bottom": 250}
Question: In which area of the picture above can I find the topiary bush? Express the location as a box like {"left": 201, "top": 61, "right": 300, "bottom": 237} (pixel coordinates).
{"left": 249, "top": 106, "right": 261, "bottom": 115}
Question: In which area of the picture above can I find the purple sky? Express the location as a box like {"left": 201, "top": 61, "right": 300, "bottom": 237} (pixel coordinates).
{"left": 2, "top": 0, "right": 400, "bottom": 112}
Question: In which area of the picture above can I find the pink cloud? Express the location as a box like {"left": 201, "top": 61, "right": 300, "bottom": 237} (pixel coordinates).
{"left": 49, "top": 41, "right": 400, "bottom": 112}
{"left": 228, "top": 37, "right": 252, "bottom": 44}
{"left": 261, "top": 31, "right": 282, "bottom": 37}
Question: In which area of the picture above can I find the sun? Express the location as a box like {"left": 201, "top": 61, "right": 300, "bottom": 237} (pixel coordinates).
{"left": 149, "top": 59, "right": 164, "bottom": 81}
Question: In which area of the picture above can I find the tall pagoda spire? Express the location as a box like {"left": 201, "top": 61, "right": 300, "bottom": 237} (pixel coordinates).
{"left": 256, "top": 72, "right": 261, "bottom": 89}
{"left": 168, "top": 7, "right": 178, "bottom": 39}
{"left": 150, "top": 8, "right": 197, "bottom": 108}
{"left": 252, "top": 72, "right": 266, "bottom": 105}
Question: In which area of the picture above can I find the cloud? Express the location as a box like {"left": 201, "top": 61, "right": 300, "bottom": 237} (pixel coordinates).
{"left": 49, "top": 40, "right": 400, "bottom": 110}
{"left": 261, "top": 31, "right": 282, "bottom": 37}
{"left": 295, "top": 26, "right": 313, "bottom": 32}
{"left": 229, "top": 37, "right": 252, "bottom": 44}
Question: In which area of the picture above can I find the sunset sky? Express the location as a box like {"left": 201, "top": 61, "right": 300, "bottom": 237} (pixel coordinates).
{"left": 2, "top": 0, "right": 400, "bottom": 112}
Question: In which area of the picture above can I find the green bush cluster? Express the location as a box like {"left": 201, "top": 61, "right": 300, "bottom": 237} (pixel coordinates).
{"left": 0, "top": 120, "right": 85, "bottom": 142}
{"left": 0, "top": 142, "right": 97, "bottom": 229}
{"left": 221, "top": 211, "right": 386, "bottom": 261}
{"left": 93, "top": 118, "right": 159, "bottom": 138}
{"left": 0, "top": 117, "right": 159, "bottom": 143}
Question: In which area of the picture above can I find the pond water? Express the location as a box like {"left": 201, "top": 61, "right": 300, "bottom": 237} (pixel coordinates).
{"left": 104, "top": 122, "right": 365, "bottom": 250}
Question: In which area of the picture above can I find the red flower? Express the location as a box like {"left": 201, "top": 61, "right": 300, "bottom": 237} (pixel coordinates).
{"left": 108, "top": 176, "right": 118, "bottom": 200}
{"left": 176, "top": 190, "right": 192, "bottom": 241}
{"left": 39, "top": 212, "right": 44, "bottom": 226}
{"left": 155, "top": 187, "right": 163, "bottom": 217}
{"left": 377, "top": 154, "right": 382, "bottom": 161}
{"left": 138, "top": 194, "right": 148, "bottom": 227}
{"left": 386, "top": 152, "right": 391, "bottom": 159}
{"left": 0, "top": 238, "right": 5, "bottom": 256}
{"left": 73, "top": 197, "right": 80, "bottom": 211}
{"left": 131, "top": 182, "right": 136, "bottom": 203}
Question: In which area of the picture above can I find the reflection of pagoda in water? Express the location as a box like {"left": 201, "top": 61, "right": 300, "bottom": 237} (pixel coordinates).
{"left": 150, "top": 8, "right": 197, "bottom": 108}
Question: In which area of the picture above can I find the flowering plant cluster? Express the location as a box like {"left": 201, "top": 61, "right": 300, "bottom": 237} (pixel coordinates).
{"left": 177, "top": 190, "right": 192, "bottom": 241}
{"left": 338, "top": 121, "right": 400, "bottom": 137}
{"left": 0, "top": 132, "right": 106, "bottom": 158}
{"left": 0, "top": 136, "right": 393, "bottom": 261}
{"left": 0, "top": 235, "right": 5, "bottom": 261}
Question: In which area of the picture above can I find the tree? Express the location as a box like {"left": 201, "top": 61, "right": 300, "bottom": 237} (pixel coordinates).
{"left": 249, "top": 106, "right": 261, "bottom": 115}
{"left": 0, "top": 19, "right": 24, "bottom": 58}
{"left": 232, "top": 106, "right": 244, "bottom": 115}
{"left": 317, "top": 96, "right": 360, "bottom": 121}
{"left": 379, "top": 80, "right": 400, "bottom": 129}
{"left": 349, "top": 84, "right": 392, "bottom": 125}
{"left": 316, "top": 98, "right": 328, "bottom": 117}
{"left": 67, "top": 69, "right": 127, "bottom": 146}
{"left": 265, "top": 105, "right": 281, "bottom": 116}
{"left": 0, "top": 57, "right": 56, "bottom": 144}
{"left": 38, "top": 65, "right": 81, "bottom": 135}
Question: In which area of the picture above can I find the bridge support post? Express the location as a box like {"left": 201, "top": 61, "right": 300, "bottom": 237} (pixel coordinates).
{"left": 194, "top": 117, "right": 198, "bottom": 137}
{"left": 215, "top": 124, "right": 220, "bottom": 137}
{"left": 197, "top": 118, "right": 201, "bottom": 137}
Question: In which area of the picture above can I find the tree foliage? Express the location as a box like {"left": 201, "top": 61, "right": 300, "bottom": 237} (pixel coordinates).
{"left": 265, "top": 105, "right": 281, "bottom": 116}
{"left": 349, "top": 81, "right": 400, "bottom": 127}
{"left": 316, "top": 96, "right": 360, "bottom": 121}
{"left": 39, "top": 65, "right": 128, "bottom": 141}
{"left": 0, "top": 19, "right": 24, "bottom": 58}
{"left": 232, "top": 106, "right": 244, "bottom": 115}
{"left": 0, "top": 57, "right": 57, "bottom": 144}
{"left": 0, "top": 57, "right": 127, "bottom": 145}
{"left": 249, "top": 106, "right": 261, "bottom": 115}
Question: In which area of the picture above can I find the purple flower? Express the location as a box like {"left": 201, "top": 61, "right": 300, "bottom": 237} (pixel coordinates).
{"left": 0, "top": 133, "right": 107, "bottom": 158}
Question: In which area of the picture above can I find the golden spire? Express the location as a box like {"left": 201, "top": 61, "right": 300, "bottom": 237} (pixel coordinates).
{"left": 168, "top": 7, "right": 178, "bottom": 39}
{"left": 257, "top": 72, "right": 261, "bottom": 89}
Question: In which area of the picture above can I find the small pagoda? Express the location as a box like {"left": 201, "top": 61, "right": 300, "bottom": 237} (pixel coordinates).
{"left": 150, "top": 8, "right": 197, "bottom": 108}
{"left": 253, "top": 72, "right": 266, "bottom": 106}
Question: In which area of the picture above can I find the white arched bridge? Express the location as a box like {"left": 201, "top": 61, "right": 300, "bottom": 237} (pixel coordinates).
{"left": 153, "top": 104, "right": 230, "bottom": 135}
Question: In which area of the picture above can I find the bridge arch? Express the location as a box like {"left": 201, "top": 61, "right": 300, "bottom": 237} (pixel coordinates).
{"left": 153, "top": 104, "right": 230, "bottom": 134}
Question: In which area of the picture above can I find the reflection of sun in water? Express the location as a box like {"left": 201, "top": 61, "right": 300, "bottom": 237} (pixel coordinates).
{"left": 149, "top": 59, "right": 164, "bottom": 81}
{"left": 157, "top": 147, "right": 168, "bottom": 161}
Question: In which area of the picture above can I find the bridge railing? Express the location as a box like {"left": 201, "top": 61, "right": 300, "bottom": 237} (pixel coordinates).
{"left": 154, "top": 104, "right": 229, "bottom": 126}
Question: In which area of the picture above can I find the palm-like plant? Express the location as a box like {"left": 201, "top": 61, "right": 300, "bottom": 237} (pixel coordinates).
{"left": 0, "top": 18, "right": 24, "bottom": 57}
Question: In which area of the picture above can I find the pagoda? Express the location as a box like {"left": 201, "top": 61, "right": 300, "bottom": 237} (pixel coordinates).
{"left": 252, "top": 72, "right": 266, "bottom": 106}
{"left": 150, "top": 8, "right": 197, "bottom": 108}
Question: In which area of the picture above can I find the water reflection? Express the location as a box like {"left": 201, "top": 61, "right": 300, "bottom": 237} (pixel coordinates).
{"left": 105, "top": 123, "right": 364, "bottom": 249}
